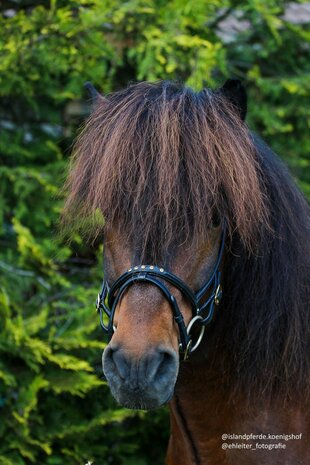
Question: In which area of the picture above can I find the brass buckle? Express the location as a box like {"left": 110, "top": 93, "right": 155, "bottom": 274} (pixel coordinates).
{"left": 183, "top": 339, "right": 192, "bottom": 361}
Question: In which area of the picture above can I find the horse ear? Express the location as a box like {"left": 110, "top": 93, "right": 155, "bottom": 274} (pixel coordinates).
{"left": 84, "top": 82, "right": 106, "bottom": 105}
{"left": 220, "top": 79, "right": 247, "bottom": 121}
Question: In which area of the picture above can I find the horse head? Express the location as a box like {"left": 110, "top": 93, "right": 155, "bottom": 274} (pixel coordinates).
{"left": 100, "top": 224, "right": 224, "bottom": 409}
{"left": 63, "top": 80, "right": 310, "bottom": 421}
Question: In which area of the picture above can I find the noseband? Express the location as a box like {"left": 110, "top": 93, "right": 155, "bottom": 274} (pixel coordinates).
{"left": 96, "top": 227, "right": 226, "bottom": 360}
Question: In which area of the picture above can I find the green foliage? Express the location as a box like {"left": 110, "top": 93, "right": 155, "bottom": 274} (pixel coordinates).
{"left": 0, "top": 0, "right": 309, "bottom": 464}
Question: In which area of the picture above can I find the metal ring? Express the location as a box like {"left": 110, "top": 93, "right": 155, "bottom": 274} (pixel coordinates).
{"left": 186, "top": 315, "right": 205, "bottom": 352}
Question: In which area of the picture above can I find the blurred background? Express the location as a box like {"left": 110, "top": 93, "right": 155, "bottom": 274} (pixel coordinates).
{"left": 0, "top": 1, "right": 309, "bottom": 464}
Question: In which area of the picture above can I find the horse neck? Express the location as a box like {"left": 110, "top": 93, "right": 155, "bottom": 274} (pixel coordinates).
{"left": 166, "top": 348, "right": 309, "bottom": 465}
{"left": 167, "top": 351, "right": 233, "bottom": 465}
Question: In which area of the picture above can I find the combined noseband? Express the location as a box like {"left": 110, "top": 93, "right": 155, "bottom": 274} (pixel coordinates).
{"left": 96, "top": 227, "right": 226, "bottom": 360}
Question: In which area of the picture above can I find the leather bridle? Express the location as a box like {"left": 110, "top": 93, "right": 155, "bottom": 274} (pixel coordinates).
{"left": 96, "top": 226, "right": 226, "bottom": 360}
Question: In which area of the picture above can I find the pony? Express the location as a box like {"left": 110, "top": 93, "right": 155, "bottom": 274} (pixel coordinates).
{"left": 63, "top": 80, "right": 310, "bottom": 464}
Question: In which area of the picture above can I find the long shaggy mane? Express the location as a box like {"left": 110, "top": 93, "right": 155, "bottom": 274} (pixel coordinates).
{"left": 216, "top": 136, "right": 310, "bottom": 405}
{"left": 63, "top": 81, "right": 268, "bottom": 258}
{"left": 64, "top": 81, "right": 310, "bottom": 403}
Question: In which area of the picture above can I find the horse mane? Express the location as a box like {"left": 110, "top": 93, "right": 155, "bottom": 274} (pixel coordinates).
{"left": 64, "top": 80, "right": 310, "bottom": 404}
{"left": 214, "top": 136, "right": 310, "bottom": 406}
{"left": 63, "top": 81, "right": 268, "bottom": 260}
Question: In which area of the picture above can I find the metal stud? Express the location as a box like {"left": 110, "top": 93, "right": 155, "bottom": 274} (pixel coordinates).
{"left": 159, "top": 268, "right": 164, "bottom": 272}
{"left": 149, "top": 265, "right": 154, "bottom": 270}
{"left": 141, "top": 265, "right": 146, "bottom": 269}
{"left": 134, "top": 266, "right": 139, "bottom": 270}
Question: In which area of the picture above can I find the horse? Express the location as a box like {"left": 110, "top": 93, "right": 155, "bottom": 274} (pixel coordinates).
{"left": 63, "top": 80, "right": 310, "bottom": 464}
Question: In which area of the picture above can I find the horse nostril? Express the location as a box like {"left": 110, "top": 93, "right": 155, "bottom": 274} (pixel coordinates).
{"left": 104, "top": 345, "right": 129, "bottom": 380}
{"left": 103, "top": 345, "right": 178, "bottom": 391}
{"left": 146, "top": 349, "right": 178, "bottom": 384}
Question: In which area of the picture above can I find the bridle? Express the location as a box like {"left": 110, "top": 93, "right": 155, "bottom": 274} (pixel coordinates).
{"left": 96, "top": 226, "right": 226, "bottom": 360}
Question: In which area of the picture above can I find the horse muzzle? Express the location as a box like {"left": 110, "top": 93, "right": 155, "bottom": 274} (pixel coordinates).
{"left": 103, "top": 344, "right": 179, "bottom": 409}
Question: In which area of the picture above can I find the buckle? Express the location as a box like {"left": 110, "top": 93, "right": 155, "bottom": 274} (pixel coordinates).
{"left": 96, "top": 293, "right": 101, "bottom": 313}
{"left": 183, "top": 339, "right": 192, "bottom": 361}
{"left": 214, "top": 284, "right": 222, "bottom": 305}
